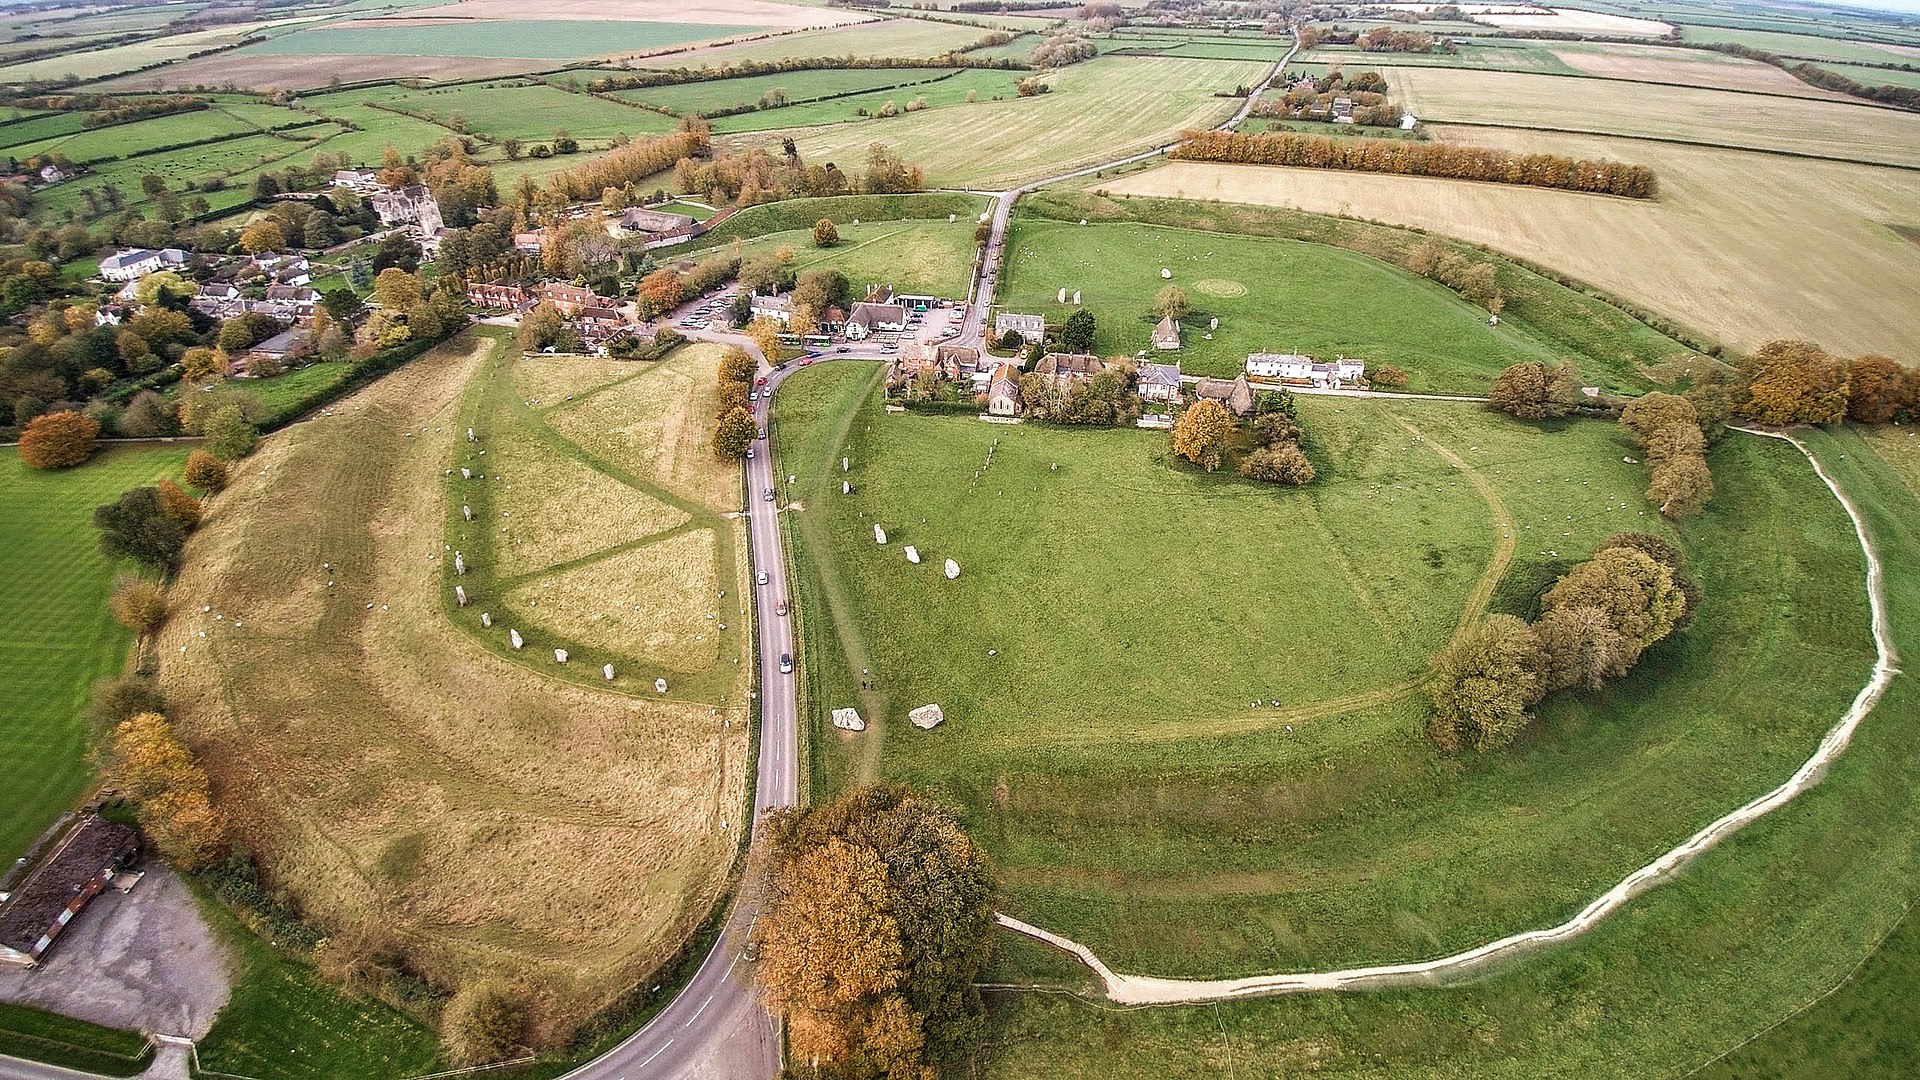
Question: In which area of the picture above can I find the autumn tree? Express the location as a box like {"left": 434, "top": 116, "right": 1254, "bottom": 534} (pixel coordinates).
{"left": 112, "top": 712, "right": 224, "bottom": 869}
{"left": 1154, "top": 285, "right": 1188, "bottom": 320}
{"left": 1542, "top": 546, "right": 1687, "bottom": 666}
{"left": 719, "top": 347, "right": 758, "bottom": 386}
{"left": 1239, "top": 443, "right": 1315, "bottom": 485}
{"left": 237, "top": 219, "right": 286, "bottom": 254}
{"left": 19, "top": 410, "right": 100, "bottom": 469}
{"left": 155, "top": 479, "right": 202, "bottom": 528}
{"left": 373, "top": 267, "right": 423, "bottom": 311}
{"left": 1845, "top": 355, "right": 1911, "bottom": 424}
{"left": 1533, "top": 604, "right": 1630, "bottom": 693}
{"left": 635, "top": 268, "right": 683, "bottom": 321}
{"left": 203, "top": 405, "right": 258, "bottom": 461}
{"left": 812, "top": 218, "right": 840, "bottom": 247}
{"left": 118, "top": 390, "right": 176, "bottom": 438}
{"left": 1737, "top": 340, "right": 1848, "bottom": 426}
{"left": 1367, "top": 363, "right": 1409, "bottom": 387}
{"left": 1489, "top": 361, "right": 1580, "bottom": 420}
{"left": 714, "top": 406, "right": 756, "bottom": 459}
{"left": 1171, "top": 399, "right": 1233, "bottom": 471}
{"left": 517, "top": 301, "right": 570, "bottom": 353}
{"left": 183, "top": 450, "right": 229, "bottom": 493}
{"left": 95, "top": 487, "right": 188, "bottom": 571}
{"left": 1620, "top": 391, "right": 1712, "bottom": 518}
{"left": 109, "top": 575, "right": 168, "bottom": 634}
{"left": 441, "top": 981, "right": 527, "bottom": 1066}
{"left": 1426, "top": 615, "right": 1542, "bottom": 753}
{"left": 745, "top": 316, "right": 784, "bottom": 362}
{"left": 756, "top": 786, "right": 995, "bottom": 1078}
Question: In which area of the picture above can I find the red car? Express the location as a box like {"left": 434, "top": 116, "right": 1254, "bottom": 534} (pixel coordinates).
{"left": 755, "top": 375, "right": 768, "bottom": 386}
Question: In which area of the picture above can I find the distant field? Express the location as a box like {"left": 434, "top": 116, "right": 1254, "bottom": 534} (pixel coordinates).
{"left": 782, "top": 55, "right": 1266, "bottom": 187}
{"left": 0, "top": 445, "right": 188, "bottom": 863}
{"left": 349, "top": 80, "right": 677, "bottom": 142}
{"left": 635, "top": 18, "right": 987, "bottom": 68}
{"left": 1383, "top": 66, "right": 1920, "bottom": 167}
{"left": 99, "top": 51, "right": 544, "bottom": 92}
{"left": 1675, "top": 24, "right": 1920, "bottom": 65}
{"left": 1298, "top": 42, "right": 1578, "bottom": 73}
{"left": 617, "top": 67, "right": 968, "bottom": 114}
{"left": 1804, "top": 59, "right": 1920, "bottom": 90}
{"left": 1101, "top": 131, "right": 1920, "bottom": 364}
{"left": 714, "top": 68, "right": 1028, "bottom": 133}
{"left": 401, "top": 0, "right": 863, "bottom": 29}
{"left": 244, "top": 19, "right": 747, "bottom": 60}
{"left": 614, "top": 66, "right": 1033, "bottom": 133}
{"left": 31, "top": 129, "right": 338, "bottom": 219}
{"left": 1549, "top": 40, "right": 1856, "bottom": 97}
{"left": 0, "top": 15, "right": 327, "bottom": 83}
{"left": 5, "top": 108, "right": 266, "bottom": 164}
{"left": 0, "top": 110, "right": 85, "bottom": 149}
{"left": 729, "top": 218, "right": 981, "bottom": 298}
{"left": 1381, "top": 3, "right": 1673, "bottom": 35}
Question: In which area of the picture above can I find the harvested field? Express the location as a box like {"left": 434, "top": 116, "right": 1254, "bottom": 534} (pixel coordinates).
{"left": 1378, "top": 3, "right": 1672, "bottom": 35}
{"left": 0, "top": 15, "right": 327, "bottom": 83}
{"left": 501, "top": 529, "right": 724, "bottom": 671}
{"left": 98, "top": 53, "right": 543, "bottom": 92}
{"left": 1100, "top": 132, "right": 1920, "bottom": 361}
{"left": 784, "top": 55, "right": 1267, "bottom": 187}
{"left": 246, "top": 19, "right": 746, "bottom": 61}
{"left": 156, "top": 332, "right": 748, "bottom": 1022}
{"left": 1674, "top": 25, "right": 1920, "bottom": 66}
{"left": 635, "top": 18, "right": 989, "bottom": 68}
{"left": 401, "top": 0, "right": 867, "bottom": 28}
{"left": 1548, "top": 41, "right": 1855, "bottom": 98}
{"left": 1384, "top": 66, "right": 1920, "bottom": 167}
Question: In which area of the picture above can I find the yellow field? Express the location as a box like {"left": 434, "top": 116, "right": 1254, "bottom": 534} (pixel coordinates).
{"left": 157, "top": 333, "right": 749, "bottom": 1024}
{"left": 1550, "top": 42, "right": 1852, "bottom": 99}
{"left": 778, "top": 55, "right": 1269, "bottom": 188}
{"left": 502, "top": 528, "right": 724, "bottom": 670}
{"left": 1387, "top": 66, "right": 1920, "bottom": 168}
{"left": 632, "top": 17, "right": 983, "bottom": 68}
{"left": 1098, "top": 131, "right": 1920, "bottom": 362}
{"left": 484, "top": 420, "right": 691, "bottom": 577}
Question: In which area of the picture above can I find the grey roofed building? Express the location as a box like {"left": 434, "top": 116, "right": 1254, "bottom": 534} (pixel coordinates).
{"left": 620, "top": 207, "right": 697, "bottom": 234}
{"left": 1194, "top": 374, "right": 1255, "bottom": 417}
{"left": 1138, "top": 360, "right": 1182, "bottom": 401}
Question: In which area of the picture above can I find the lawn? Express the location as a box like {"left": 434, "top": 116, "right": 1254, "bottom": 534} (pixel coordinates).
{"left": 1000, "top": 217, "right": 1551, "bottom": 391}
{"left": 246, "top": 19, "right": 749, "bottom": 60}
{"left": 784, "top": 55, "right": 1269, "bottom": 187}
{"left": 0, "top": 1003, "right": 151, "bottom": 1077}
{"left": 729, "top": 218, "right": 982, "bottom": 299}
{"left": 0, "top": 444, "right": 188, "bottom": 863}
{"left": 350, "top": 80, "right": 678, "bottom": 143}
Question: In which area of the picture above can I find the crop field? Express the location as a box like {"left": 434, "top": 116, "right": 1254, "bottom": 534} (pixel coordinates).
{"left": 349, "top": 81, "right": 677, "bottom": 142}
{"left": 1096, "top": 129, "right": 1920, "bottom": 363}
{"left": 155, "top": 332, "right": 749, "bottom": 1017}
{"left": 1382, "top": 66, "right": 1920, "bottom": 167}
{"left": 619, "top": 67, "right": 1030, "bottom": 133}
{"left": 727, "top": 218, "right": 982, "bottom": 299}
{"left": 635, "top": 18, "right": 990, "bottom": 68}
{"left": 1297, "top": 42, "right": 1579, "bottom": 73}
{"left": 713, "top": 68, "right": 1029, "bottom": 133}
{"left": 784, "top": 56, "right": 1267, "bottom": 187}
{"left": 99, "top": 52, "right": 546, "bottom": 92}
{"left": 31, "top": 129, "right": 340, "bottom": 220}
{"left": 1675, "top": 24, "right": 1920, "bottom": 65}
{"left": 0, "top": 111, "right": 86, "bottom": 150}
{"left": 615, "top": 67, "right": 968, "bottom": 114}
{"left": 0, "top": 445, "right": 188, "bottom": 864}
{"left": 0, "top": 15, "right": 329, "bottom": 84}
{"left": 1804, "top": 59, "right": 1920, "bottom": 90}
{"left": 245, "top": 19, "right": 749, "bottom": 61}
{"left": 968, "top": 423, "right": 1920, "bottom": 1079}
{"left": 400, "top": 0, "right": 865, "bottom": 29}
{"left": 1000, "top": 218, "right": 1559, "bottom": 390}
{"left": 1549, "top": 40, "right": 1856, "bottom": 96}
{"left": 776, "top": 363, "right": 1880, "bottom": 986}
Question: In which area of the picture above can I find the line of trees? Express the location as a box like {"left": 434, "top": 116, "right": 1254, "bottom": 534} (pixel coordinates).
{"left": 1697, "top": 41, "right": 1920, "bottom": 111}
{"left": 1171, "top": 129, "right": 1659, "bottom": 198}
{"left": 1621, "top": 392, "right": 1714, "bottom": 518}
{"left": 578, "top": 53, "right": 1028, "bottom": 95}
{"left": 1731, "top": 339, "right": 1910, "bottom": 427}
{"left": 544, "top": 126, "right": 711, "bottom": 203}
{"left": 713, "top": 347, "right": 758, "bottom": 459}
{"left": 1429, "top": 534, "right": 1698, "bottom": 752}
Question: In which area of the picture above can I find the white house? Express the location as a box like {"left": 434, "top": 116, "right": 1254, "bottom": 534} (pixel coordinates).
{"left": 98, "top": 247, "right": 187, "bottom": 282}
{"left": 750, "top": 292, "right": 793, "bottom": 326}
{"left": 1246, "top": 352, "right": 1316, "bottom": 381}
{"left": 845, "top": 301, "right": 906, "bottom": 339}
{"left": 1318, "top": 356, "right": 1366, "bottom": 386}
{"left": 1138, "top": 361, "right": 1181, "bottom": 403}
{"left": 331, "top": 168, "right": 380, "bottom": 193}
{"left": 993, "top": 312, "right": 1045, "bottom": 344}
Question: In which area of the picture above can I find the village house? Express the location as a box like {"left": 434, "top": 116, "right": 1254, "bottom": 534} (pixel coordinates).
{"left": 1246, "top": 352, "right": 1316, "bottom": 382}
{"left": 1332, "top": 96, "right": 1355, "bottom": 123}
{"left": 246, "top": 252, "right": 311, "bottom": 287}
{"left": 987, "top": 364, "right": 1023, "bottom": 417}
{"left": 512, "top": 230, "right": 545, "bottom": 255}
{"left": 1194, "top": 374, "right": 1255, "bottom": 417}
{"left": 370, "top": 185, "right": 444, "bottom": 239}
{"left": 993, "top": 311, "right": 1045, "bottom": 344}
{"left": 619, "top": 206, "right": 697, "bottom": 235}
{"left": 467, "top": 281, "right": 528, "bottom": 310}
{"left": 1152, "top": 315, "right": 1181, "bottom": 351}
{"left": 330, "top": 168, "right": 381, "bottom": 193}
{"left": 1138, "top": 360, "right": 1182, "bottom": 403}
{"left": 844, "top": 301, "right": 906, "bottom": 340}
{"left": 232, "top": 327, "right": 310, "bottom": 377}
{"left": 1033, "top": 352, "right": 1106, "bottom": 390}
{"left": 899, "top": 341, "right": 981, "bottom": 382}
{"left": 93, "top": 304, "right": 131, "bottom": 327}
{"left": 535, "top": 281, "right": 598, "bottom": 316}
{"left": 98, "top": 247, "right": 188, "bottom": 282}
{"left": 577, "top": 305, "right": 628, "bottom": 342}
{"left": 750, "top": 292, "right": 793, "bottom": 326}
{"left": 264, "top": 285, "right": 320, "bottom": 322}
{"left": 0, "top": 815, "right": 139, "bottom": 968}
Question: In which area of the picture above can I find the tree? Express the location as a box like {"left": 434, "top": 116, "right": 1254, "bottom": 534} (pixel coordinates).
{"left": 1542, "top": 547, "right": 1686, "bottom": 661}
{"left": 745, "top": 316, "right": 783, "bottom": 362}
{"left": 636, "top": 268, "right": 683, "bottom": 320}
{"left": 203, "top": 405, "right": 259, "bottom": 461}
{"left": 1172, "top": 399, "right": 1233, "bottom": 472}
{"left": 322, "top": 287, "right": 365, "bottom": 324}
{"left": 1252, "top": 412, "right": 1300, "bottom": 447}
{"left": 183, "top": 450, "right": 229, "bottom": 493}
{"left": 811, "top": 218, "right": 839, "bottom": 247}
{"left": 1533, "top": 604, "right": 1630, "bottom": 693}
{"left": 118, "top": 390, "right": 176, "bottom": 438}
{"left": 94, "top": 487, "right": 187, "bottom": 571}
{"left": 1846, "top": 354, "right": 1911, "bottom": 424}
{"left": 109, "top": 575, "right": 168, "bottom": 634}
{"left": 1489, "top": 361, "right": 1579, "bottom": 420}
{"left": 995, "top": 328, "right": 1026, "bottom": 352}
{"left": 1647, "top": 452, "right": 1714, "bottom": 519}
{"left": 112, "top": 711, "right": 224, "bottom": 869}
{"left": 1368, "top": 363, "right": 1409, "bottom": 387}
{"left": 372, "top": 267, "right": 422, "bottom": 311}
{"left": 1426, "top": 615, "right": 1542, "bottom": 753}
{"left": 719, "top": 348, "right": 758, "bottom": 386}
{"left": 155, "top": 479, "right": 202, "bottom": 528}
{"left": 714, "top": 407, "right": 756, "bottom": 459}
{"left": 502, "top": 137, "right": 522, "bottom": 160}
{"left": 1058, "top": 309, "right": 1096, "bottom": 354}
{"left": 1153, "top": 284, "right": 1188, "bottom": 320}
{"left": 1239, "top": 443, "right": 1315, "bottom": 485}
{"left": 19, "top": 410, "right": 99, "bottom": 469}
{"left": 1738, "top": 340, "right": 1848, "bottom": 426}
{"left": 237, "top": 219, "right": 286, "bottom": 254}
{"left": 441, "top": 981, "right": 527, "bottom": 1066}
{"left": 1596, "top": 531, "right": 1684, "bottom": 573}
{"left": 1619, "top": 392, "right": 1697, "bottom": 448}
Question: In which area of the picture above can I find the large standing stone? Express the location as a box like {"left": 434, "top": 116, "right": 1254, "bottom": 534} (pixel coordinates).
{"left": 454, "top": 585, "right": 467, "bottom": 607}
{"left": 831, "top": 708, "right": 866, "bottom": 732}
{"left": 481, "top": 612, "right": 492, "bottom": 628}
{"left": 603, "top": 664, "right": 615, "bottom": 681}
{"left": 453, "top": 552, "right": 466, "bottom": 575}
{"left": 655, "top": 677, "right": 668, "bottom": 694}
{"left": 462, "top": 504, "right": 472, "bottom": 521}
{"left": 909, "top": 704, "right": 944, "bottom": 730}
{"left": 554, "top": 649, "right": 568, "bottom": 663}
{"left": 944, "top": 558, "right": 960, "bottom": 580}
{"left": 509, "top": 629, "right": 523, "bottom": 649}
{"left": 461, "top": 467, "right": 471, "bottom": 480}
{"left": 842, "top": 480, "right": 851, "bottom": 495}
{"left": 904, "top": 545, "right": 920, "bottom": 564}
{"left": 874, "top": 524, "right": 886, "bottom": 545}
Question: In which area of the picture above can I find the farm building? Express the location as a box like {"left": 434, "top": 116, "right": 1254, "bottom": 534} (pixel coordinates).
{"left": 845, "top": 302, "right": 907, "bottom": 339}
{"left": 98, "top": 247, "right": 187, "bottom": 282}
{"left": 1194, "top": 374, "right": 1255, "bottom": 417}
{"left": 994, "top": 312, "right": 1045, "bottom": 343}
{"left": 619, "top": 207, "right": 697, "bottom": 234}
{"left": 331, "top": 168, "right": 380, "bottom": 193}
{"left": 1152, "top": 316, "right": 1182, "bottom": 351}
{"left": 988, "top": 364, "right": 1023, "bottom": 417}
{"left": 1034, "top": 352, "right": 1106, "bottom": 389}
{"left": 370, "top": 185, "right": 443, "bottom": 238}
{"left": 1138, "top": 361, "right": 1182, "bottom": 402}
{"left": 0, "top": 815, "right": 139, "bottom": 968}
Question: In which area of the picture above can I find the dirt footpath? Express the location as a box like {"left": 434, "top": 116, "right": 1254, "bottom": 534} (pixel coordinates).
{"left": 0, "top": 865, "right": 232, "bottom": 1037}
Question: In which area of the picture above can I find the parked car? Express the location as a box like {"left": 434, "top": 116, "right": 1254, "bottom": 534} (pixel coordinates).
{"left": 800, "top": 357, "right": 815, "bottom": 366}
{"left": 745, "top": 448, "right": 754, "bottom": 460}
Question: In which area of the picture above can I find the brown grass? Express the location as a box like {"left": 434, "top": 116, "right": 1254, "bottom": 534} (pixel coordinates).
{"left": 96, "top": 53, "right": 544, "bottom": 92}
{"left": 156, "top": 332, "right": 748, "bottom": 1022}
{"left": 509, "top": 356, "right": 644, "bottom": 404}
{"left": 398, "top": 0, "right": 869, "bottom": 28}
{"left": 501, "top": 528, "right": 726, "bottom": 672}
{"left": 1101, "top": 130, "right": 1920, "bottom": 362}
{"left": 545, "top": 343, "right": 742, "bottom": 515}
{"left": 480, "top": 423, "right": 690, "bottom": 578}
{"left": 1551, "top": 42, "right": 1852, "bottom": 99}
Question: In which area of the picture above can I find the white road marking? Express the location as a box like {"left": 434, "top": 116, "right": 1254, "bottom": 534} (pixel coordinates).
{"left": 685, "top": 995, "right": 714, "bottom": 1026}
{"left": 639, "top": 1040, "right": 672, "bottom": 1068}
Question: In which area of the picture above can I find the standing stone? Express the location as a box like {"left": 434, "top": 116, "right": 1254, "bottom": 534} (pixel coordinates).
{"left": 874, "top": 524, "right": 886, "bottom": 545}
{"left": 1160, "top": 268, "right": 1172, "bottom": 279}
{"left": 904, "top": 545, "right": 920, "bottom": 564}
{"left": 655, "top": 677, "right": 668, "bottom": 694}
{"left": 466, "top": 427, "right": 475, "bottom": 442}
{"left": 603, "top": 664, "right": 615, "bottom": 681}
{"left": 1058, "top": 287, "right": 1067, "bottom": 304}
{"left": 554, "top": 649, "right": 568, "bottom": 663}
{"left": 944, "top": 558, "right": 960, "bottom": 580}
{"left": 842, "top": 457, "right": 849, "bottom": 473}
{"left": 509, "top": 629, "right": 523, "bottom": 649}
{"left": 1210, "top": 317, "right": 1219, "bottom": 330}
{"left": 1072, "top": 290, "right": 1081, "bottom": 305}
{"left": 831, "top": 708, "right": 866, "bottom": 732}
{"left": 454, "top": 552, "right": 466, "bottom": 575}
{"left": 909, "top": 704, "right": 945, "bottom": 730}
{"left": 454, "top": 585, "right": 467, "bottom": 607}
{"left": 842, "top": 480, "right": 851, "bottom": 495}
{"left": 462, "top": 505, "right": 472, "bottom": 521}
{"left": 461, "top": 468, "right": 471, "bottom": 480}
{"left": 481, "top": 612, "right": 492, "bottom": 628}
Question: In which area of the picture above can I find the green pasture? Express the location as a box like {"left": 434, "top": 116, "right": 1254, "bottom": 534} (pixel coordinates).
{"left": 999, "top": 218, "right": 1549, "bottom": 390}
{"left": 351, "top": 80, "right": 677, "bottom": 142}
{"left": 972, "top": 425, "right": 1920, "bottom": 1078}
{"left": 614, "top": 68, "right": 969, "bottom": 115}
{"left": 1674, "top": 24, "right": 1920, "bottom": 65}
{"left": 639, "top": 18, "right": 987, "bottom": 68}
{"left": 731, "top": 218, "right": 981, "bottom": 298}
{"left": 32, "top": 129, "right": 339, "bottom": 219}
{"left": 0, "top": 444, "right": 188, "bottom": 862}
{"left": 1297, "top": 42, "right": 1579, "bottom": 74}
{"left": 246, "top": 19, "right": 748, "bottom": 61}
{"left": 6, "top": 108, "right": 266, "bottom": 165}
{"left": 689, "top": 192, "right": 986, "bottom": 252}
{"left": 712, "top": 68, "right": 1028, "bottom": 133}
{"left": 0, "top": 110, "right": 87, "bottom": 151}
{"left": 1804, "top": 59, "right": 1920, "bottom": 89}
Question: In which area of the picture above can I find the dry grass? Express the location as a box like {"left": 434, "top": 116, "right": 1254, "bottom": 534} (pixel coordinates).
{"left": 1098, "top": 135, "right": 1920, "bottom": 362}
{"left": 509, "top": 356, "right": 645, "bottom": 408}
{"left": 545, "top": 343, "right": 742, "bottom": 515}
{"left": 632, "top": 18, "right": 984, "bottom": 68}
{"left": 1386, "top": 66, "right": 1920, "bottom": 167}
{"left": 501, "top": 528, "right": 725, "bottom": 672}
{"left": 1376, "top": 3, "right": 1671, "bottom": 35}
{"left": 0, "top": 15, "right": 328, "bottom": 82}
{"left": 1550, "top": 42, "right": 1853, "bottom": 99}
{"left": 400, "top": 0, "right": 867, "bottom": 28}
{"left": 480, "top": 424, "right": 690, "bottom": 578}
{"left": 97, "top": 53, "right": 544, "bottom": 92}
{"left": 156, "top": 332, "right": 748, "bottom": 1020}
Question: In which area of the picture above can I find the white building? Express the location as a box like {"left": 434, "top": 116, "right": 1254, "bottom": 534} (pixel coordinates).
{"left": 1246, "top": 352, "right": 1316, "bottom": 381}
{"left": 845, "top": 301, "right": 906, "bottom": 339}
{"left": 750, "top": 292, "right": 793, "bottom": 326}
{"left": 98, "top": 247, "right": 187, "bottom": 282}
{"left": 993, "top": 311, "right": 1045, "bottom": 344}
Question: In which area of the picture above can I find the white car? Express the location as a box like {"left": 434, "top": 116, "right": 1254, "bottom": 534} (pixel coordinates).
{"left": 745, "top": 448, "right": 755, "bottom": 460}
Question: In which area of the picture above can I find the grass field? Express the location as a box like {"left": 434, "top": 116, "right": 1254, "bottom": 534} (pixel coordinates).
{"left": 246, "top": 19, "right": 747, "bottom": 60}
{"left": 782, "top": 55, "right": 1267, "bottom": 187}
{"left": 1383, "top": 65, "right": 1920, "bottom": 167}
{"left": 698, "top": 69, "right": 1028, "bottom": 133}
{"left": 1674, "top": 24, "right": 1920, "bottom": 65}
{"left": 1102, "top": 129, "right": 1920, "bottom": 364}
{"left": 347, "top": 80, "right": 678, "bottom": 143}
{"left": 999, "top": 218, "right": 1551, "bottom": 389}
{"left": 0, "top": 1004, "right": 151, "bottom": 1077}
{"left": 613, "top": 67, "right": 969, "bottom": 114}
{"left": 5, "top": 108, "right": 269, "bottom": 165}
{"left": 637, "top": 18, "right": 986, "bottom": 67}
{"left": 31, "top": 128, "right": 341, "bottom": 220}
{"left": 775, "top": 365, "right": 1879, "bottom": 983}
{"left": 727, "top": 218, "right": 982, "bottom": 299}
{"left": 154, "top": 331, "right": 748, "bottom": 1022}
{"left": 100, "top": 51, "right": 547, "bottom": 92}
{"left": 1548, "top": 40, "right": 1857, "bottom": 97}
{"left": 0, "top": 15, "right": 328, "bottom": 83}
{"left": 1803, "top": 58, "right": 1920, "bottom": 90}
{"left": 0, "top": 445, "right": 188, "bottom": 863}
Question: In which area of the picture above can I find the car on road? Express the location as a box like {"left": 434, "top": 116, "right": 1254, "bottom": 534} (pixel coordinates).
{"left": 800, "top": 357, "right": 815, "bottom": 366}
{"left": 748, "top": 390, "right": 758, "bottom": 401}
{"left": 745, "top": 448, "right": 754, "bottom": 460}
{"left": 779, "top": 653, "right": 793, "bottom": 674}
{"left": 764, "top": 487, "right": 775, "bottom": 501}
{"left": 756, "top": 375, "right": 768, "bottom": 386}
{"left": 836, "top": 345, "right": 849, "bottom": 353}
{"left": 776, "top": 599, "right": 788, "bottom": 616}
{"left": 757, "top": 570, "right": 769, "bottom": 586}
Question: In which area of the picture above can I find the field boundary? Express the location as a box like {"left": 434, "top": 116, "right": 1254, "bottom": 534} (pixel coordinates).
{"left": 999, "top": 426, "right": 1901, "bottom": 1005}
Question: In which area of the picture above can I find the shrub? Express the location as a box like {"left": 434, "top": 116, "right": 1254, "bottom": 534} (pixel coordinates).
{"left": 202, "top": 405, "right": 258, "bottom": 461}
{"left": 811, "top": 218, "right": 839, "bottom": 247}
{"left": 441, "top": 981, "right": 527, "bottom": 1066}
{"left": 19, "top": 410, "right": 100, "bottom": 469}
{"left": 109, "top": 575, "right": 168, "bottom": 633}
{"left": 183, "top": 449, "right": 228, "bottom": 493}
{"left": 1367, "top": 363, "right": 1409, "bottom": 387}
{"left": 94, "top": 487, "right": 188, "bottom": 571}
{"left": 117, "top": 390, "right": 177, "bottom": 438}
{"left": 1239, "top": 443, "right": 1315, "bottom": 485}
{"left": 155, "top": 479, "right": 202, "bottom": 528}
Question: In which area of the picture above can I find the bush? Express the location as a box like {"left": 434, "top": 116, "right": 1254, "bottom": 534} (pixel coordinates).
{"left": 1368, "top": 363, "right": 1409, "bottom": 387}
{"left": 155, "top": 479, "right": 202, "bottom": 528}
{"left": 109, "top": 575, "right": 168, "bottom": 633}
{"left": 810, "top": 217, "right": 838, "bottom": 247}
{"left": 441, "top": 981, "right": 527, "bottom": 1066}
{"left": 117, "top": 390, "right": 177, "bottom": 438}
{"left": 202, "top": 405, "right": 258, "bottom": 461}
{"left": 93, "top": 487, "right": 188, "bottom": 571}
{"left": 19, "top": 410, "right": 100, "bottom": 469}
{"left": 1239, "top": 443, "right": 1315, "bottom": 485}
{"left": 183, "top": 449, "right": 228, "bottom": 493}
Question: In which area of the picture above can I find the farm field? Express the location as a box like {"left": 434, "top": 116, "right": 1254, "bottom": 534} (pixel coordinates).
{"left": 730, "top": 218, "right": 982, "bottom": 299}
{"left": 1382, "top": 66, "right": 1920, "bottom": 167}
{"left": 29, "top": 129, "right": 342, "bottom": 220}
{"left": 98, "top": 51, "right": 546, "bottom": 92}
{"left": 784, "top": 56, "right": 1267, "bottom": 187}
{"left": 0, "top": 445, "right": 188, "bottom": 863}
{"left": 1380, "top": 3, "right": 1674, "bottom": 35}
{"left": 774, "top": 364, "right": 1880, "bottom": 986}
{"left": 971, "top": 424, "right": 1920, "bottom": 1078}
{"left": 1297, "top": 42, "right": 1580, "bottom": 73}
{"left": 1803, "top": 59, "right": 1920, "bottom": 90}
{"left": 622, "top": 67, "right": 1031, "bottom": 133}
{"left": 1548, "top": 40, "right": 1857, "bottom": 96}
{"left": 244, "top": 19, "right": 751, "bottom": 61}
{"left": 998, "top": 218, "right": 1553, "bottom": 390}
{"left": 714, "top": 68, "right": 1030, "bottom": 133}
{"left": 400, "top": 0, "right": 864, "bottom": 29}
{"left": 614, "top": 67, "right": 970, "bottom": 114}
{"left": 5, "top": 108, "right": 276, "bottom": 165}
{"left": 154, "top": 331, "right": 749, "bottom": 1021}
{"left": 0, "top": 111, "right": 87, "bottom": 150}
{"left": 343, "top": 80, "right": 678, "bottom": 142}
{"left": 0, "top": 15, "right": 329, "bottom": 84}
{"left": 1095, "top": 129, "right": 1920, "bottom": 363}
{"left": 634, "top": 18, "right": 992, "bottom": 68}
{"left": 1674, "top": 23, "right": 1920, "bottom": 65}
